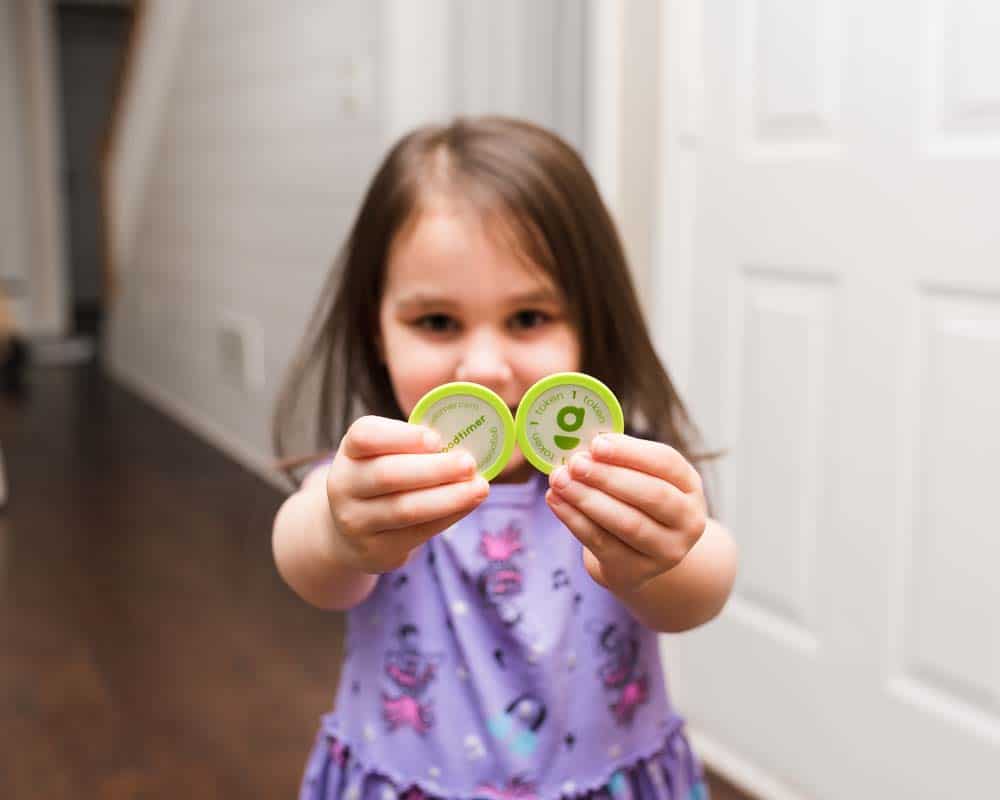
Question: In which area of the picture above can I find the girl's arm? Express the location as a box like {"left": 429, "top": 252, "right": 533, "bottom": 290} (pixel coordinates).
{"left": 272, "top": 416, "right": 487, "bottom": 611}
{"left": 272, "top": 466, "right": 378, "bottom": 611}
{"left": 615, "top": 517, "right": 737, "bottom": 633}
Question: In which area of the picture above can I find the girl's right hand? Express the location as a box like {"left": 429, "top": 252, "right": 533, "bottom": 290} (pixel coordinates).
{"left": 325, "top": 415, "right": 489, "bottom": 573}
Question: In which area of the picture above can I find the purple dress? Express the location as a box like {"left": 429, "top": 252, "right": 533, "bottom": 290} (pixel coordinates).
{"left": 300, "top": 472, "right": 708, "bottom": 800}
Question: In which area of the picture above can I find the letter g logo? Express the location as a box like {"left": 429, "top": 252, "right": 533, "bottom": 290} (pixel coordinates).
{"left": 554, "top": 405, "right": 584, "bottom": 450}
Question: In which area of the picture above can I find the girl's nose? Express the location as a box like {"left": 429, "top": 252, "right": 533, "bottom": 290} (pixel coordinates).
{"left": 454, "top": 330, "right": 513, "bottom": 388}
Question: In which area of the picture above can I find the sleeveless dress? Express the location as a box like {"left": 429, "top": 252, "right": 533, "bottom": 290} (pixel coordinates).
{"left": 300, "top": 472, "right": 708, "bottom": 800}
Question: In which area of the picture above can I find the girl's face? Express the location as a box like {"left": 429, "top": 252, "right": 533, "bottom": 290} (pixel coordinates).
{"left": 379, "top": 204, "right": 581, "bottom": 483}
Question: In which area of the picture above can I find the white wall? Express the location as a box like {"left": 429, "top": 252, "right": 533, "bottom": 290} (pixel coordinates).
{"left": 106, "top": 0, "right": 383, "bottom": 483}
{"left": 106, "top": 0, "right": 587, "bottom": 487}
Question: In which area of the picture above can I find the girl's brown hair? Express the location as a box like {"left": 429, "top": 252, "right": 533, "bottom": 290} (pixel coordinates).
{"left": 273, "top": 115, "right": 711, "bottom": 484}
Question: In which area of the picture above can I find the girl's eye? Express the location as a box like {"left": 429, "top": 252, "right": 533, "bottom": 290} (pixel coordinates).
{"left": 510, "top": 310, "right": 551, "bottom": 330}
{"left": 415, "top": 314, "right": 458, "bottom": 333}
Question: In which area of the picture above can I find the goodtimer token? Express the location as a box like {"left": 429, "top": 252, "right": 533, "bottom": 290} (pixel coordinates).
{"left": 409, "top": 382, "right": 515, "bottom": 481}
{"left": 514, "top": 372, "right": 624, "bottom": 474}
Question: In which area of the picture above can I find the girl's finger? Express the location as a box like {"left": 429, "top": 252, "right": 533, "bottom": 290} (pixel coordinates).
{"left": 567, "top": 452, "right": 695, "bottom": 531}
{"left": 363, "top": 476, "right": 489, "bottom": 533}
{"left": 379, "top": 508, "right": 476, "bottom": 555}
{"left": 341, "top": 415, "right": 441, "bottom": 459}
{"left": 550, "top": 468, "right": 685, "bottom": 565}
{"left": 590, "top": 434, "right": 702, "bottom": 494}
{"left": 546, "top": 488, "right": 654, "bottom": 571}
{"left": 353, "top": 450, "right": 477, "bottom": 498}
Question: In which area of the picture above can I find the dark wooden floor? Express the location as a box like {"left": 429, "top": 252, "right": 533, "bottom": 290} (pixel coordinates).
{"left": 0, "top": 365, "right": 751, "bottom": 799}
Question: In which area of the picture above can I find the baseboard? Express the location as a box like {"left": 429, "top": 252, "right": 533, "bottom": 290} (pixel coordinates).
{"left": 689, "top": 728, "right": 808, "bottom": 800}
{"left": 104, "top": 355, "right": 291, "bottom": 495}
{"left": 6, "top": 294, "right": 58, "bottom": 337}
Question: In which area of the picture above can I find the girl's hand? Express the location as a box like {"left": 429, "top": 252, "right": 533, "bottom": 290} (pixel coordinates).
{"left": 545, "top": 434, "right": 707, "bottom": 596}
{"left": 326, "top": 415, "right": 489, "bottom": 573}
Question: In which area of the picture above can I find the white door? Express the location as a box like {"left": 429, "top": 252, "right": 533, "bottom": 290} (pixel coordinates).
{"left": 660, "top": 1, "right": 1000, "bottom": 797}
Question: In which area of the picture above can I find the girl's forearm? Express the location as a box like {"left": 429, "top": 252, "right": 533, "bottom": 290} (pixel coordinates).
{"left": 616, "top": 518, "right": 738, "bottom": 633}
{"left": 272, "top": 474, "right": 377, "bottom": 611}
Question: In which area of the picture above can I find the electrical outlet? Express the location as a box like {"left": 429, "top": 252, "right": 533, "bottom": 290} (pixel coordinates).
{"left": 334, "top": 54, "right": 373, "bottom": 117}
{"left": 217, "top": 312, "right": 262, "bottom": 391}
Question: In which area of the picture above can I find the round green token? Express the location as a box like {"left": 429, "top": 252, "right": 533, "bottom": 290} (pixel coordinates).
{"left": 408, "top": 382, "right": 515, "bottom": 482}
{"left": 515, "top": 372, "right": 624, "bottom": 474}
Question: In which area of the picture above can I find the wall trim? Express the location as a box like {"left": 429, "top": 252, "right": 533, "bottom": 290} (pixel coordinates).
{"left": 379, "top": 0, "right": 452, "bottom": 147}
{"left": 584, "top": 0, "right": 622, "bottom": 216}
{"left": 651, "top": 0, "right": 702, "bottom": 397}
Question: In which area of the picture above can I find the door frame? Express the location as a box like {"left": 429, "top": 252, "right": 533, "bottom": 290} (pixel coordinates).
{"left": 15, "top": 0, "right": 69, "bottom": 336}
{"left": 97, "top": 0, "right": 145, "bottom": 313}
{"left": 13, "top": 0, "right": 142, "bottom": 338}
{"left": 653, "top": 2, "right": 806, "bottom": 798}
{"left": 584, "top": 0, "right": 622, "bottom": 221}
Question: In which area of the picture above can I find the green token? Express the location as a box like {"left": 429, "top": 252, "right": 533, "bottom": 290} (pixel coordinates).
{"left": 515, "top": 372, "right": 624, "bottom": 474}
{"left": 409, "top": 382, "right": 515, "bottom": 482}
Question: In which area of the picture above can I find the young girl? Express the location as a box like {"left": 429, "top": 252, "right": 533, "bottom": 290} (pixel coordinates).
{"left": 272, "top": 116, "right": 737, "bottom": 800}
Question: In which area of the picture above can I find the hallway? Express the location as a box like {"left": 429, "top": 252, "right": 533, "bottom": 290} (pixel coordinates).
{"left": 0, "top": 365, "right": 747, "bottom": 799}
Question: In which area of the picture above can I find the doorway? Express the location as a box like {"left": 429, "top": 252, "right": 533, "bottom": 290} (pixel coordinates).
{"left": 54, "top": 0, "right": 134, "bottom": 342}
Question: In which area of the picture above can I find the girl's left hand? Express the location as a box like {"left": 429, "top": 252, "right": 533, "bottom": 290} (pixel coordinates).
{"left": 545, "top": 433, "right": 708, "bottom": 596}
